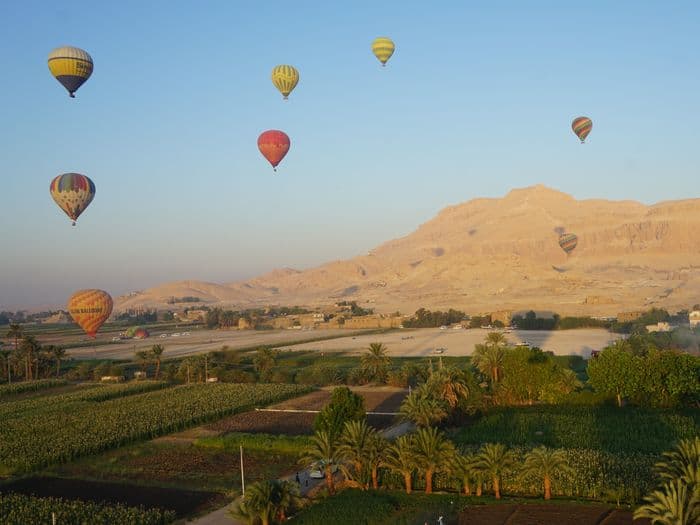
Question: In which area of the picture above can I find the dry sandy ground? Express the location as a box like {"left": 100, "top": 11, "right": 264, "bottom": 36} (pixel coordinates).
{"left": 67, "top": 327, "right": 621, "bottom": 361}
{"left": 278, "top": 327, "right": 622, "bottom": 358}
{"left": 66, "top": 328, "right": 350, "bottom": 360}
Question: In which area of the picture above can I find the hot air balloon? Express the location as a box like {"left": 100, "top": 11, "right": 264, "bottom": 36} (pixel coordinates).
{"left": 257, "top": 130, "right": 290, "bottom": 171}
{"left": 50, "top": 173, "right": 95, "bottom": 226}
{"left": 67, "top": 289, "right": 113, "bottom": 338}
{"left": 559, "top": 233, "right": 578, "bottom": 255}
{"left": 271, "top": 65, "right": 299, "bottom": 100}
{"left": 48, "top": 46, "right": 93, "bottom": 98}
{"left": 571, "top": 117, "right": 592, "bottom": 143}
{"left": 133, "top": 328, "right": 150, "bottom": 339}
{"left": 371, "top": 37, "right": 395, "bottom": 66}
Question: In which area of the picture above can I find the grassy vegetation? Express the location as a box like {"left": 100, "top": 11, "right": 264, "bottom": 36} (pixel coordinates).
{"left": 196, "top": 432, "right": 311, "bottom": 456}
{"left": 0, "top": 492, "right": 175, "bottom": 525}
{"left": 450, "top": 406, "right": 700, "bottom": 454}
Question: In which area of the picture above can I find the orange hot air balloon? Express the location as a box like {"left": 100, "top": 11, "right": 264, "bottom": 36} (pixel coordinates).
{"left": 67, "top": 289, "right": 113, "bottom": 337}
{"left": 257, "top": 130, "right": 290, "bottom": 171}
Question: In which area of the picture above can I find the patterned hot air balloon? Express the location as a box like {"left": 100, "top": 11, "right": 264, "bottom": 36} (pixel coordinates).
{"left": 48, "top": 46, "right": 93, "bottom": 98}
{"left": 571, "top": 117, "right": 592, "bottom": 143}
{"left": 371, "top": 37, "right": 395, "bottom": 66}
{"left": 50, "top": 173, "right": 95, "bottom": 226}
{"left": 271, "top": 65, "right": 299, "bottom": 100}
{"left": 559, "top": 233, "right": 578, "bottom": 255}
{"left": 257, "top": 130, "right": 290, "bottom": 171}
{"left": 68, "top": 289, "right": 113, "bottom": 338}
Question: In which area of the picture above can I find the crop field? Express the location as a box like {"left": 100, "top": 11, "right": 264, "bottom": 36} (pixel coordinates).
{"left": 206, "top": 386, "right": 407, "bottom": 435}
{"left": 457, "top": 503, "right": 648, "bottom": 525}
{"left": 0, "top": 477, "right": 214, "bottom": 521}
{"left": 0, "top": 382, "right": 310, "bottom": 474}
{"left": 450, "top": 406, "right": 700, "bottom": 454}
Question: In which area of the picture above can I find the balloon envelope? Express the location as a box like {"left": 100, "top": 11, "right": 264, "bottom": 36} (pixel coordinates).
{"left": 571, "top": 117, "right": 592, "bottom": 143}
{"left": 133, "top": 328, "right": 150, "bottom": 339}
{"left": 372, "top": 37, "right": 395, "bottom": 66}
{"left": 271, "top": 65, "right": 299, "bottom": 99}
{"left": 50, "top": 173, "right": 95, "bottom": 225}
{"left": 257, "top": 130, "right": 290, "bottom": 170}
{"left": 48, "top": 46, "right": 93, "bottom": 97}
{"left": 559, "top": 233, "right": 578, "bottom": 254}
{"left": 68, "top": 289, "right": 113, "bottom": 338}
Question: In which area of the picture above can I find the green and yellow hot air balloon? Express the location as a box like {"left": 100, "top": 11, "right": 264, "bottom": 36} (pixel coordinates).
{"left": 371, "top": 37, "right": 395, "bottom": 66}
{"left": 48, "top": 46, "right": 93, "bottom": 98}
{"left": 271, "top": 65, "right": 299, "bottom": 100}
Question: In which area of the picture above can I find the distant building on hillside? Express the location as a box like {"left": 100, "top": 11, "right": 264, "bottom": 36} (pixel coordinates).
{"left": 689, "top": 310, "right": 700, "bottom": 328}
{"left": 617, "top": 311, "right": 645, "bottom": 323}
{"left": 646, "top": 322, "right": 671, "bottom": 333}
{"left": 490, "top": 310, "right": 512, "bottom": 327}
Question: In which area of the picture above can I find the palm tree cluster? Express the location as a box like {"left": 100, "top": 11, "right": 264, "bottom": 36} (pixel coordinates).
{"left": 299, "top": 420, "right": 571, "bottom": 501}
{"left": 634, "top": 437, "right": 700, "bottom": 525}
{"left": 2, "top": 324, "right": 67, "bottom": 382}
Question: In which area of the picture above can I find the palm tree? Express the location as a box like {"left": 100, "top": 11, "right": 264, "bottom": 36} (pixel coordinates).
{"left": 19, "top": 335, "right": 41, "bottom": 381}
{"left": 381, "top": 435, "right": 416, "bottom": 494}
{"left": 6, "top": 323, "right": 23, "bottom": 352}
{"left": 366, "top": 432, "right": 387, "bottom": 489}
{"left": 360, "top": 343, "right": 391, "bottom": 383}
{"left": 472, "top": 343, "right": 504, "bottom": 384}
{"left": 135, "top": 350, "right": 151, "bottom": 375}
{"left": 521, "top": 447, "right": 573, "bottom": 500}
{"left": 338, "top": 419, "right": 375, "bottom": 487}
{"left": 473, "top": 443, "right": 516, "bottom": 499}
{"left": 230, "top": 480, "right": 274, "bottom": 525}
{"left": 424, "top": 367, "right": 470, "bottom": 409}
{"left": 655, "top": 437, "right": 700, "bottom": 486}
{"left": 253, "top": 347, "right": 277, "bottom": 381}
{"left": 299, "top": 430, "right": 343, "bottom": 494}
{"left": 47, "top": 345, "right": 66, "bottom": 378}
{"left": 634, "top": 479, "right": 700, "bottom": 525}
{"left": 454, "top": 453, "right": 481, "bottom": 496}
{"left": 485, "top": 331, "right": 507, "bottom": 349}
{"left": 271, "top": 480, "right": 300, "bottom": 522}
{"left": 411, "top": 427, "right": 456, "bottom": 494}
{"left": 399, "top": 391, "right": 447, "bottom": 427}
{"left": 151, "top": 344, "right": 165, "bottom": 379}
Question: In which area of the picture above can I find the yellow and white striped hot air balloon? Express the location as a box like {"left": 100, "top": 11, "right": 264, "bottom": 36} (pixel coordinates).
{"left": 48, "top": 46, "right": 93, "bottom": 98}
{"left": 371, "top": 37, "right": 395, "bottom": 67}
{"left": 271, "top": 65, "right": 299, "bottom": 100}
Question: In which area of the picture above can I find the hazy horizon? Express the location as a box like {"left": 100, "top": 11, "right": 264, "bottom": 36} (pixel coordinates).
{"left": 2, "top": 1, "right": 699, "bottom": 308}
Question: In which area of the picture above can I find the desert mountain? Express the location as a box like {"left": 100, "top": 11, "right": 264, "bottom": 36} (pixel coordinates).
{"left": 116, "top": 185, "right": 700, "bottom": 316}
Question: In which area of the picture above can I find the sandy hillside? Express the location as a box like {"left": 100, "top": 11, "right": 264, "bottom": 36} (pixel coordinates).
{"left": 116, "top": 185, "right": 700, "bottom": 316}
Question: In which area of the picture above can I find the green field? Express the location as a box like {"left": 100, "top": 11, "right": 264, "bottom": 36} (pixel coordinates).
{"left": 0, "top": 382, "right": 311, "bottom": 474}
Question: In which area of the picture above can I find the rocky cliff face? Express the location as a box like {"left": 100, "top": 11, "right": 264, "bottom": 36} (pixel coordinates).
{"left": 116, "top": 185, "right": 700, "bottom": 316}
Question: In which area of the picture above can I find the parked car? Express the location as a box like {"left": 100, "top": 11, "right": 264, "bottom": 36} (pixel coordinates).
{"left": 171, "top": 333, "right": 180, "bottom": 337}
{"left": 182, "top": 332, "right": 190, "bottom": 336}
{"left": 309, "top": 461, "right": 338, "bottom": 479}
{"left": 111, "top": 336, "right": 121, "bottom": 342}
{"left": 159, "top": 334, "right": 168, "bottom": 338}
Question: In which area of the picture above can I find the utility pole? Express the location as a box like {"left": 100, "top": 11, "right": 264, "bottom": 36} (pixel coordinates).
{"left": 240, "top": 445, "right": 246, "bottom": 497}
{"left": 204, "top": 354, "right": 209, "bottom": 383}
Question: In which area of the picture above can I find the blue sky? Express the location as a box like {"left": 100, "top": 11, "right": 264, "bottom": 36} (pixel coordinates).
{"left": 1, "top": 1, "right": 698, "bottom": 307}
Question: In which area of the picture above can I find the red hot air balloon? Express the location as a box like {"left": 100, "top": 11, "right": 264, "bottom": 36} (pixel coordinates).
{"left": 257, "top": 130, "right": 290, "bottom": 171}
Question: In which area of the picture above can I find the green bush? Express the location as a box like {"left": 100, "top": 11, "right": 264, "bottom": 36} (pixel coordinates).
{"left": 0, "top": 379, "right": 67, "bottom": 398}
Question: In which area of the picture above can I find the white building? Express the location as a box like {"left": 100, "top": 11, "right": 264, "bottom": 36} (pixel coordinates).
{"left": 689, "top": 310, "right": 700, "bottom": 328}
{"left": 646, "top": 322, "right": 671, "bottom": 333}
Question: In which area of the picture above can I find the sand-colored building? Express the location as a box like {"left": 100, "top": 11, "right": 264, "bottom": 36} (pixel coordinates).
{"left": 342, "top": 315, "right": 403, "bottom": 329}
{"left": 689, "top": 310, "right": 700, "bottom": 328}
{"left": 617, "top": 311, "right": 645, "bottom": 323}
{"left": 490, "top": 310, "right": 512, "bottom": 326}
